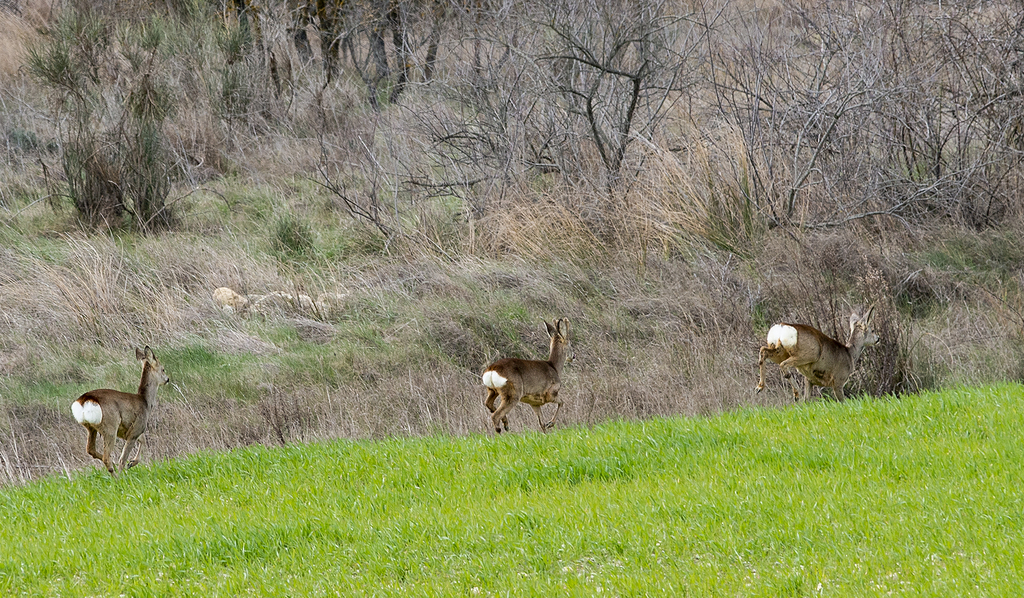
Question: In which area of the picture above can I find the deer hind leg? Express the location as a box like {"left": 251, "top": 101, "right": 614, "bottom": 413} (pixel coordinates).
{"left": 100, "top": 431, "right": 118, "bottom": 476}
{"left": 756, "top": 346, "right": 770, "bottom": 392}
{"left": 491, "top": 392, "right": 517, "bottom": 434}
{"left": 757, "top": 345, "right": 788, "bottom": 393}
{"left": 85, "top": 427, "right": 103, "bottom": 461}
{"left": 778, "top": 355, "right": 814, "bottom": 383}
{"left": 486, "top": 388, "right": 509, "bottom": 431}
{"left": 783, "top": 372, "right": 801, "bottom": 401}
{"left": 484, "top": 388, "right": 499, "bottom": 414}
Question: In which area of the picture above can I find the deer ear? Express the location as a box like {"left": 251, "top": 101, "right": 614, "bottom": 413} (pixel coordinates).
{"left": 559, "top": 318, "right": 570, "bottom": 338}
{"left": 545, "top": 320, "right": 557, "bottom": 337}
{"left": 864, "top": 305, "right": 875, "bottom": 323}
{"left": 144, "top": 346, "right": 155, "bottom": 361}
{"left": 135, "top": 347, "right": 146, "bottom": 361}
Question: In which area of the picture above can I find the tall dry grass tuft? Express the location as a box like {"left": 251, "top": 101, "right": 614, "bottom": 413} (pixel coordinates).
{"left": 634, "top": 125, "right": 766, "bottom": 257}
{"left": 0, "top": 0, "right": 54, "bottom": 77}
{"left": 0, "top": 15, "right": 32, "bottom": 78}
{"left": 471, "top": 195, "right": 605, "bottom": 262}
{"left": 0, "top": 235, "right": 195, "bottom": 349}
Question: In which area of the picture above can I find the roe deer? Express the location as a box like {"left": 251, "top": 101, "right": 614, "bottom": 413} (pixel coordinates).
{"left": 482, "top": 318, "right": 574, "bottom": 434}
{"left": 755, "top": 307, "right": 878, "bottom": 401}
{"left": 71, "top": 346, "right": 170, "bottom": 476}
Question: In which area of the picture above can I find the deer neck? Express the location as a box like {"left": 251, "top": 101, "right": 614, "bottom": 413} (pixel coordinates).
{"left": 138, "top": 363, "right": 159, "bottom": 404}
{"left": 846, "top": 329, "right": 867, "bottom": 365}
{"left": 548, "top": 341, "right": 568, "bottom": 377}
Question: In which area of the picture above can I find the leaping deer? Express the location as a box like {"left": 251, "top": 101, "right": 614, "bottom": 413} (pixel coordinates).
{"left": 482, "top": 318, "right": 574, "bottom": 434}
{"left": 71, "top": 346, "right": 170, "bottom": 476}
{"left": 756, "top": 307, "right": 878, "bottom": 401}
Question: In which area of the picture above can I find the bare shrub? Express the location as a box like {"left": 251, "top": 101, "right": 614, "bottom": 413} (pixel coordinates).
{"left": 705, "top": 0, "right": 1024, "bottom": 230}
{"left": 636, "top": 126, "right": 765, "bottom": 257}
{"left": 27, "top": 10, "right": 177, "bottom": 231}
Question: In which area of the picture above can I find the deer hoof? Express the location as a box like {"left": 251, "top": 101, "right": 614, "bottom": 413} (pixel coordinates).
{"left": 754, "top": 384, "right": 764, "bottom": 394}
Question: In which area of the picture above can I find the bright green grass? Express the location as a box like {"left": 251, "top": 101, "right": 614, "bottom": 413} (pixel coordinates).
{"left": 2, "top": 384, "right": 1023, "bottom": 596}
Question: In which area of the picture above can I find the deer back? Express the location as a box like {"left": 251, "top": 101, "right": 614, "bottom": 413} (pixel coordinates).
{"left": 488, "top": 357, "right": 560, "bottom": 396}
{"left": 72, "top": 346, "right": 168, "bottom": 436}
{"left": 782, "top": 323, "right": 854, "bottom": 383}
{"left": 484, "top": 318, "right": 570, "bottom": 397}
{"left": 75, "top": 389, "right": 149, "bottom": 435}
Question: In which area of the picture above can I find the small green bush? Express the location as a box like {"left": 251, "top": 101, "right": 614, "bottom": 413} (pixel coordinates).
{"left": 27, "top": 10, "right": 175, "bottom": 232}
{"left": 273, "top": 213, "right": 315, "bottom": 257}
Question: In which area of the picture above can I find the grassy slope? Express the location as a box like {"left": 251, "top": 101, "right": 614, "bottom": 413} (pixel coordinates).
{"left": 2, "top": 384, "right": 1022, "bottom": 596}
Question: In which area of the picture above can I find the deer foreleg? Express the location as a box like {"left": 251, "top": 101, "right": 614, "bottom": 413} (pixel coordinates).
{"left": 545, "top": 395, "right": 563, "bottom": 431}
{"left": 120, "top": 435, "right": 144, "bottom": 470}
{"left": 530, "top": 404, "right": 546, "bottom": 432}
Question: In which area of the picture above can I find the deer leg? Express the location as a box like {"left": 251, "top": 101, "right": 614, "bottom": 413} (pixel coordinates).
{"left": 756, "top": 346, "right": 769, "bottom": 392}
{"left": 100, "top": 431, "right": 117, "bottom": 476}
{"left": 127, "top": 436, "right": 144, "bottom": 469}
{"left": 758, "top": 345, "right": 791, "bottom": 394}
{"left": 784, "top": 373, "right": 800, "bottom": 401}
{"left": 484, "top": 388, "right": 499, "bottom": 414}
{"left": 531, "top": 404, "right": 546, "bottom": 432}
{"left": 85, "top": 427, "right": 102, "bottom": 461}
{"left": 778, "top": 355, "right": 814, "bottom": 371}
{"left": 778, "top": 355, "right": 814, "bottom": 397}
{"left": 491, "top": 393, "right": 517, "bottom": 434}
{"left": 484, "top": 388, "right": 506, "bottom": 431}
{"left": 120, "top": 433, "right": 143, "bottom": 471}
{"left": 545, "top": 395, "right": 563, "bottom": 430}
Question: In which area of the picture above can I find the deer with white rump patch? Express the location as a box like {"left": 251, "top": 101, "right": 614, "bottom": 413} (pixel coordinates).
{"left": 71, "top": 346, "right": 170, "bottom": 476}
{"left": 756, "top": 307, "right": 878, "bottom": 401}
{"left": 482, "top": 318, "right": 573, "bottom": 433}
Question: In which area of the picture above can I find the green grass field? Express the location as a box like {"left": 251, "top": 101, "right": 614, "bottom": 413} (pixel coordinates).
{"left": 2, "top": 383, "right": 1022, "bottom": 596}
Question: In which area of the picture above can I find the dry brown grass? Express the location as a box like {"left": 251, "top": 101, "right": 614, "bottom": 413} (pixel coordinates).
{"left": 0, "top": 0, "right": 52, "bottom": 79}
{"left": 2, "top": 1, "right": 1024, "bottom": 485}
{"left": 1, "top": 215, "right": 1021, "bottom": 485}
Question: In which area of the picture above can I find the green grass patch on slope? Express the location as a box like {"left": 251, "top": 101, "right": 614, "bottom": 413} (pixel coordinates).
{"left": 2, "top": 384, "right": 1023, "bottom": 596}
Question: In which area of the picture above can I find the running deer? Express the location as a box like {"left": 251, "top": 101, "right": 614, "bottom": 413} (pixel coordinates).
{"left": 482, "top": 318, "right": 574, "bottom": 434}
{"left": 755, "top": 307, "right": 878, "bottom": 401}
{"left": 70, "top": 346, "right": 170, "bottom": 476}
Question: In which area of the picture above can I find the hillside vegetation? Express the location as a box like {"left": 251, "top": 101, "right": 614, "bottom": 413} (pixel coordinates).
{"left": 0, "top": 0, "right": 1023, "bottom": 483}
{"left": 2, "top": 384, "right": 1022, "bottom": 595}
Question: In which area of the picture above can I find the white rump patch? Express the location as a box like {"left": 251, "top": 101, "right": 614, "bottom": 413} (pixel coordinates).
{"left": 766, "top": 324, "right": 799, "bottom": 350}
{"left": 71, "top": 400, "right": 103, "bottom": 425}
{"left": 482, "top": 370, "right": 507, "bottom": 389}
